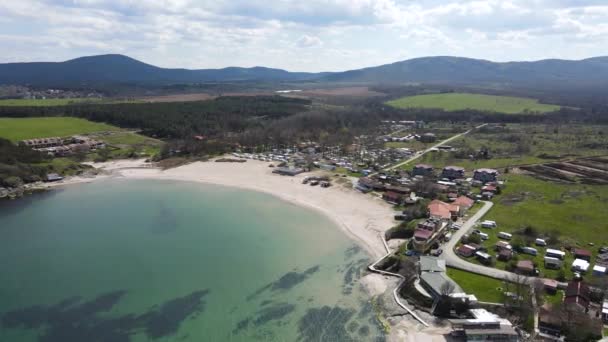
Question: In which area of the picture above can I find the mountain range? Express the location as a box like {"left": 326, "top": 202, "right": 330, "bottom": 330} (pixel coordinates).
{"left": 1, "top": 54, "right": 608, "bottom": 87}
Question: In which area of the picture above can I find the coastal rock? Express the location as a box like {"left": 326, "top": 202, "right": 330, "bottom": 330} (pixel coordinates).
{"left": 360, "top": 273, "right": 388, "bottom": 297}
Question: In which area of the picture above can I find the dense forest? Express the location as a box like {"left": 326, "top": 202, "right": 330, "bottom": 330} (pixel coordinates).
{"left": 0, "top": 96, "right": 311, "bottom": 138}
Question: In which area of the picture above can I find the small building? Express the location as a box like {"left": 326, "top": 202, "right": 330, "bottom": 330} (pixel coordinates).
{"left": 428, "top": 199, "right": 460, "bottom": 220}
{"left": 498, "top": 249, "right": 513, "bottom": 261}
{"left": 473, "top": 168, "right": 499, "bottom": 183}
{"left": 543, "top": 279, "right": 558, "bottom": 294}
{"left": 382, "top": 191, "right": 403, "bottom": 205}
{"left": 272, "top": 167, "right": 304, "bottom": 176}
{"left": 450, "top": 309, "right": 519, "bottom": 342}
{"left": 602, "top": 300, "right": 608, "bottom": 323}
{"left": 516, "top": 260, "right": 535, "bottom": 275}
{"left": 481, "top": 184, "right": 498, "bottom": 193}
{"left": 420, "top": 133, "right": 437, "bottom": 143}
{"left": 419, "top": 256, "right": 447, "bottom": 273}
{"left": 441, "top": 166, "right": 466, "bottom": 180}
{"left": 572, "top": 258, "right": 590, "bottom": 273}
{"left": 457, "top": 244, "right": 477, "bottom": 258}
{"left": 412, "top": 164, "right": 434, "bottom": 177}
{"left": 565, "top": 281, "right": 590, "bottom": 311}
{"left": 420, "top": 272, "right": 462, "bottom": 298}
{"left": 452, "top": 196, "right": 474, "bottom": 210}
{"left": 495, "top": 241, "right": 512, "bottom": 251}
{"left": 574, "top": 249, "right": 592, "bottom": 261}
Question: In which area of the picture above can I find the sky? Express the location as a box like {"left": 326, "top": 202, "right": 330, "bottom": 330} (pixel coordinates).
{"left": 0, "top": 0, "right": 607, "bottom": 72}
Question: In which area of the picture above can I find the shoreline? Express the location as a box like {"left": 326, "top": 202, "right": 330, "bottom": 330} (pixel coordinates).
{"left": 38, "top": 158, "right": 452, "bottom": 340}
{"left": 47, "top": 158, "right": 395, "bottom": 258}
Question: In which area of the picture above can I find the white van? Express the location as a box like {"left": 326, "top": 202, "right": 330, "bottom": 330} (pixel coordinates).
{"left": 535, "top": 238, "right": 547, "bottom": 246}
{"left": 479, "top": 232, "right": 489, "bottom": 241}
{"left": 497, "top": 232, "right": 512, "bottom": 240}
{"left": 521, "top": 247, "right": 538, "bottom": 256}
{"left": 481, "top": 220, "right": 497, "bottom": 229}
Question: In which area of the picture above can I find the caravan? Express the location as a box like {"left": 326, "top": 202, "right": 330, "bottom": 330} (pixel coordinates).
{"left": 481, "top": 220, "right": 497, "bottom": 229}
{"left": 497, "top": 232, "right": 512, "bottom": 240}
{"left": 521, "top": 247, "right": 538, "bottom": 256}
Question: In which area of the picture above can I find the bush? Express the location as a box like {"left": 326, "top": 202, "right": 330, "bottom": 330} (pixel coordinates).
{"left": 2, "top": 176, "right": 23, "bottom": 188}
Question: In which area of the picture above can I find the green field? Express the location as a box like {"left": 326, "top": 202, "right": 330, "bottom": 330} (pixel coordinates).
{"left": 386, "top": 93, "right": 561, "bottom": 114}
{"left": 399, "top": 124, "right": 608, "bottom": 171}
{"left": 99, "top": 132, "right": 163, "bottom": 157}
{"left": 0, "top": 98, "right": 104, "bottom": 106}
{"left": 0, "top": 117, "right": 121, "bottom": 141}
{"left": 447, "top": 268, "right": 505, "bottom": 303}
{"left": 472, "top": 174, "right": 608, "bottom": 280}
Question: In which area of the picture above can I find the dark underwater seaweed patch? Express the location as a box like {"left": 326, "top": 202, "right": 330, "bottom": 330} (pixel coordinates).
{"left": 1, "top": 289, "right": 210, "bottom": 342}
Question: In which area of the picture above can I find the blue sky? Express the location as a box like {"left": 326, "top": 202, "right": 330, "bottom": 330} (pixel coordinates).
{"left": 1, "top": 0, "right": 607, "bottom": 71}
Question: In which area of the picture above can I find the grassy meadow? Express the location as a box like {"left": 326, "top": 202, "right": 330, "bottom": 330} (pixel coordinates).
{"left": 0, "top": 117, "right": 121, "bottom": 141}
{"left": 386, "top": 93, "right": 561, "bottom": 114}
{"left": 446, "top": 268, "right": 505, "bottom": 303}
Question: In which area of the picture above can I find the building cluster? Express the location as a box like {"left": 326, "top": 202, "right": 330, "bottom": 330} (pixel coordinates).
{"left": 9, "top": 87, "right": 103, "bottom": 100}
{"left": 539, "top": 280, "right": 605, "bottom": 340}
{"left": 20, "top": 135, "right": 106, "bottom": 156}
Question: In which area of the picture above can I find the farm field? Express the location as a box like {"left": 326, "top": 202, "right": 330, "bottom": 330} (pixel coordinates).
{"left": 0, "top": 117, "right": 122, "bottom": 141}
{"left": 446, "top": 268, "right": 505, "bottom": 303}
{"left": 386, "top": 93, "right": 561, "bottom": 114}
{"left": 0, "top": 98, "right": 103, "bottom": 106}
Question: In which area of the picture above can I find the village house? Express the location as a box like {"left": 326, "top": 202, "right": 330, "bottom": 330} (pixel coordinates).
{"left": 452, "top": 196, "right": 474, "bottom": 210}
{"left": 412, "top": 219, "right": 448, "bottom": 252}
{"left": 412, "top": 164, "right": 434, "bottom": 177}
{"left": 441, "top": 166, "right": 466, "bottom": 180}
{"left": 428, "top": 199, "right": 460, "bottom": 220}
{"left": 20, "top": 137, "right": 64, "bottom": 149}
{"left": 450, "top": 309, "right": 519, "bottom": 342}
{"left": 457, "top": 244, "right": 477, "bottom": 257}
{"left": 565, "top": 281, "right": 590, "bottom": 311}
{"left": 420, "top": 132, "right": 437, "bottom": 143}
{"left": 515, "top": 260, "right": 535, "bottom": 275}
{"left": 473, "top": 168, "right": 499, "bottom": 183}
{"left": 382, "top": 191, "right": 403, "bottom": 205}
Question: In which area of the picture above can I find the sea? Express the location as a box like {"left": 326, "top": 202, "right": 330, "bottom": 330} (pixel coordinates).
{"left": 0, "top": 179, "right": 384, "bottom": 341}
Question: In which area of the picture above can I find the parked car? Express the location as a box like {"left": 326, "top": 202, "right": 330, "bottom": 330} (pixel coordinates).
{"left": 431, "top": 249, "right": 443, "bottom": 256}
{"left": 599, "top": 246, "right": 608, "bottom": 254}
{"left": 310, "top": 180, "right": 319, "bottom": 186}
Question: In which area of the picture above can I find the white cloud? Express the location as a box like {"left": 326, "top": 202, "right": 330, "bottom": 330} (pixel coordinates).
{"left": 0, "top": 0, "right": 606, "bottom": 71}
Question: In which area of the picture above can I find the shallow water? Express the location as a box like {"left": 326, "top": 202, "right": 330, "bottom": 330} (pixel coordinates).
{"left": 0, "top": 179, "right": 384, "bottom": 341}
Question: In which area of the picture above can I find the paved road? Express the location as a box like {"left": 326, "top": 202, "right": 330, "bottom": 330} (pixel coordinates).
{"left": 440, "top": 200, "right": 533, "bottom": 284}
{"left": 381, "top": 123, "right": 488, "bottom": 174}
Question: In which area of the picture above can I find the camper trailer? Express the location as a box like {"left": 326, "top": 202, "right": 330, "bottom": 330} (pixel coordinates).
{"left": 521, "top": 247, "right": 538, "bottom": 256}
{"left": 497, "top": 232, "right": 512, "bottom": 240}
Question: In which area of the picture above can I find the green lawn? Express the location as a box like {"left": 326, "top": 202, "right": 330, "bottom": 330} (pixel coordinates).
{"left": 386, "top": 93, "right": 561, "bottom": 114}
{"left": 472, "top": 174, "right": 608, "bottom": 281}
{"left": 0, "top": 117, "right": 121, "bottom": 141}
{"left": 446, "top": 268, "right": 505, "bottom": 303}
{"left": 0, "top": 98, "right": 104, "bottom": 106}
{"left": 487, "top": 174, "right": 608, "bottom": 245}
{"left": 99, "top": 132, "right": 163, "bottom": 157}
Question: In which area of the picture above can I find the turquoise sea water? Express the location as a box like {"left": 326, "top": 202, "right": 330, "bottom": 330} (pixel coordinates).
{"left": 0, "top": 179, "right": 383, "bottom": 341}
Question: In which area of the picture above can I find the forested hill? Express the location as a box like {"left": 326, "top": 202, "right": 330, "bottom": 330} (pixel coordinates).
{"left": 1, "top": 54, "right": 608, "bottom": 88}
{"left": 0, "top": 54, "right": 325, "bottom": 86}
{"left": 323, "top": 56, "right": 608, "bottom": 86}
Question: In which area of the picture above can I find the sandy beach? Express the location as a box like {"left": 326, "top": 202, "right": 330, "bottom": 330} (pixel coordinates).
{"left": 103, "top": 159, "right": 397, "bottom": 258}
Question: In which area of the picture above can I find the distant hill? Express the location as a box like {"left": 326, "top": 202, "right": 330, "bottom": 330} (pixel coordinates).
{"left": 1, "top": 54, "right": 608, "bottom": 87}
{"left": 323, "top": 56, "right": 608, "bottom": 86}
{"left": 0, "top": 54, "right": 326, "bottom": 86}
